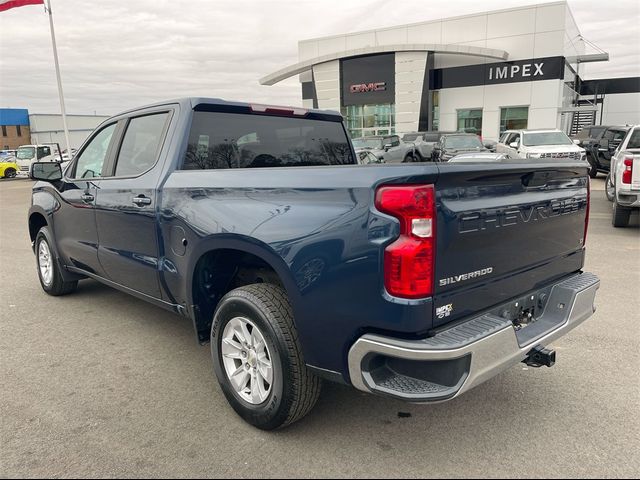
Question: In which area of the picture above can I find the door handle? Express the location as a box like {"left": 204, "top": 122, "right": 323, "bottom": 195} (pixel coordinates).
{"left": 81, "top": 193, "right": 94, "bottom": 203}
{"left": 132, "top": 195, "right": 152, "bottom": 206}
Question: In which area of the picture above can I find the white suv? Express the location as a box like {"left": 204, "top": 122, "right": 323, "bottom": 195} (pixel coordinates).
{"left": 496, "top": 129, "right": 585, "bottom": 161}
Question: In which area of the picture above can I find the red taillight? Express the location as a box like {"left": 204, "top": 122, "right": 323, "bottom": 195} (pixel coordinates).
{"left": 584, "top": 178, "right": 590, "bottom": 245}
{"left": 375, "top": 185, "right": 436, "bottom": 298}
{"left": 622, "top": 155, "right": 634, "bottom": 184}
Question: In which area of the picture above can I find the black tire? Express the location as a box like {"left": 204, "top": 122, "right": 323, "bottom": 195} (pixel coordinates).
{"left": 403, "top": 153, "right": 415, "bottom": 163}
{"left": 4, "top": 168, "right": 16, "bottom": 178}
{"left": 35, "top": 227, "right": 78, "bottom": 295}
{"left": 211, "top": 283, "right": 321, "bottom": 430}
{"left": 587, "top": 155, "right": 598, "bottom": 178}
{"left": 612, "top": 201, "right": 630, "bottom": 228}
{"left": 605, "top": 174, "right": 615, "bottom": 202}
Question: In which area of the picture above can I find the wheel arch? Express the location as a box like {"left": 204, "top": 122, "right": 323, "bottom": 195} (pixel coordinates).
{"left": 186, "top": 234, "right": 302, "bottom": 343}
{"left": 28, "top": 209, "right": 49, "bottom": 245}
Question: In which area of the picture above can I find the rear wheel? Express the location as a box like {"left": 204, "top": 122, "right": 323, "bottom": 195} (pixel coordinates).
{"left": 612, "top": 201, "right": 631, "bottom": 227}
{"left": 605, "top": 174, "right": 615, "bottom": 202}
{"left": 35, "top": 227, "right": 78, "bottom": 295}
{"left": 211, "top": 283, "right": 321, "bottom": 430}
{"left": 403, "top": 153, "right": 415, "bottom": 163}
{"left": 3, "top": 168, "right": 16, "bottom": 178}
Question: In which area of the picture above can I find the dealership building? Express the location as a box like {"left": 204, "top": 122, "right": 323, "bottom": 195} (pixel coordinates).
{"left": 261, "top": 1, "right": 640, "bottom": 141}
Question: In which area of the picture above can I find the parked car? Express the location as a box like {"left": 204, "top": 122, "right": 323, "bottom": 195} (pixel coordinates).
{"left": 28, "top": 97, "right": 599, "bottom": 430}
{"left": 356, "top": 150, "right": 384, "bottom": 164}
{"left": 401, "top": 131, "right": 455, "bottom": 161}
{"left": 352, "top": 135, "right": 416, "bottom": 163}
{"left": 0, "top": 157, "right": 19, "bottom": 178}
{"left": 605, "top": 125, "right": 640, "bottom": 227}
{"left": 432, "top": 133, "right": 488, "bottom": 161}
{"left": 496, "top": 129, "right": 585, "bottom": 161}
{"left": 573, "top": 125, "right": 631, "bottom": 178}
{"left": 448, "top": 152, "right": 512, "bottom": 163}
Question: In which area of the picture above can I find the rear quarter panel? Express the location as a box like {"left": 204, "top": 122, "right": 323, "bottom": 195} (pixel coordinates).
{"left": 159, "top": 164, "right": 440, "bottom": 375}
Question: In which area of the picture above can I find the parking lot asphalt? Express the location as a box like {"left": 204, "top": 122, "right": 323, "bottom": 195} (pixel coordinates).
{"left": 1, "top": 176, "right": 639, "bottom": 478}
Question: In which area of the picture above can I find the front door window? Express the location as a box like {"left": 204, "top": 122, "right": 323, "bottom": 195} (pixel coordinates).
{"left": 72, "top": 123, "right": 117, "bottom": 179}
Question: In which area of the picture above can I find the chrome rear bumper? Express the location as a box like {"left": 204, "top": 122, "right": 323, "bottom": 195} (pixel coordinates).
{"left": 348, "top": 272, "right": 600, "bottom": 402}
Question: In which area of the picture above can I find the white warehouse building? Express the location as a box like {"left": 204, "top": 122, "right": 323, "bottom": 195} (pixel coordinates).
{"left": 29, "top": 113, "right": 109, "bottom": 149}
{"left": 261, "top": 1, "right": 640, "bottom": 141}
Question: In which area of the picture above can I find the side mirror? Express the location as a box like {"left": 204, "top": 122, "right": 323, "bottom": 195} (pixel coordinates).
{"left": 573, "top": 139, "right": 581, "bottom": 145}
{"left": 509, "top": 141, "right": 519, "bottom": 149}
{"left": 30, "top": 162, "right": 62, "bottom": 181}
{"left": 383, "top": 143, "right": 393, "bottom": 151}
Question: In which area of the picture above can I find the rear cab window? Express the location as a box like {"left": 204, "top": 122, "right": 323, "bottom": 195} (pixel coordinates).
{"left": 182, "top": 109, "right": 354, "bottom": 170}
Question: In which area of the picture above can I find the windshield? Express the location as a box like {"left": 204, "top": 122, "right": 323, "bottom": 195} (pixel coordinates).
{"left": 352, "top": 138, "right": 383, "bottom": 150}
{"left": 523, "top": 132, "right": 573, "bottom": 146}
{"left": 443, "top": 136, "right": 482, "bottom": 149}
{"left": 402, "top": 133, "right": 422, "bottom": 142}
{"left": 16, "top": 147, "right": 35, "bottom": 160}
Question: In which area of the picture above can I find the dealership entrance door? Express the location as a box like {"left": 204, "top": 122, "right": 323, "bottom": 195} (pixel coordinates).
{"left": 342, "top": 103, "right": 395, "bottom": 138}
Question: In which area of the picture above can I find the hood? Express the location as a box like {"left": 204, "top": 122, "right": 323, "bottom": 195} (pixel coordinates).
{"left": 524, "top": 144, "right": 584, "bottom": 153}
{"left": 444, "top": 146, "right": 487, "bottom": 154}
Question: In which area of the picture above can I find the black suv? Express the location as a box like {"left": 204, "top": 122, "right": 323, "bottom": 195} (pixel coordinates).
{"left": 431, "top": 133, "right": 488, "bottom": 161}
{"left": 573, "top": 125, "right": 631, "bottom": 178}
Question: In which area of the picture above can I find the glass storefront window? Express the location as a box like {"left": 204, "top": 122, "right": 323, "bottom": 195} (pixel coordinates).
{"left": 500, "top": 107, "right": 529, "bottom": 134}
{"left": 457, "top": 109, "right": 483, "bottom": 136}
{"left": 341, "top": 104, "right": 395, "bottom": 138}
{"left": 431, "top": 91, "right": 440, "bottom": 131}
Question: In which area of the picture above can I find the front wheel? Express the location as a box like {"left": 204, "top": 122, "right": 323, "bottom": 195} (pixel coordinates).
{"left": 3, "top": 168, "right": 16, "bottom": 178}
{"left": 605, "top": 174, "right": 615, "bottom": 202}
{"left": 35, "top": 227, "right": 78, "bottom": 295}
{"left": 211, "top": 284, "right": 321, "bottom": 430}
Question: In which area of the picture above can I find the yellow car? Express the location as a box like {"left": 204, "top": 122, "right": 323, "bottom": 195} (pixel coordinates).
{"left": 0, "top": 158, "right": 19, "bottom": 179}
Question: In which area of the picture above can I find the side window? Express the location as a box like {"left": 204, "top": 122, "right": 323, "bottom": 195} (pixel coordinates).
{"left": 73, "top": 123, "right": 117, "bottom": 179}
{"left": 499, "top": 133, "right": 510, "bottom": 143}
{"left": 391, "top": 135, "right": 400, "bottom": 147}
{"left": 114, "top": 113, "right": 169, "bottom": 177}
{"left": 37, "top": 146, "right": 51, "bottom": 159}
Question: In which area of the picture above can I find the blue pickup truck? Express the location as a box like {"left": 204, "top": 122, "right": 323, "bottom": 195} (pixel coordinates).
{"left": 28, "top": 98, "right": 600, "bottom": 430}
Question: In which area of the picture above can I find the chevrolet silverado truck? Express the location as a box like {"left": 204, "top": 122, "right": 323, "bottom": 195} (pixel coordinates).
{"left": 28, "top": 98, "right": 600, "bottom": 430}
{"left": 606, "top": 125, "right": 640, "bottom": 227}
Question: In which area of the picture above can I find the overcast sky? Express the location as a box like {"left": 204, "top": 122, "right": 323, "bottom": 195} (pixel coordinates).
{"left": 0, "top": 0, "right": 638, "bottom": 115}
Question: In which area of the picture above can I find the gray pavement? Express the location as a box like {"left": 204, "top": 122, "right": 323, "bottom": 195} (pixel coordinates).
{"left": 1, "top": 176, "right": 639, "bottom": 478}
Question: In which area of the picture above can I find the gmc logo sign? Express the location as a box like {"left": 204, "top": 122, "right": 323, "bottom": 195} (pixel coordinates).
{"left": 350, "top": 82, "right": 387, "bottom": 93}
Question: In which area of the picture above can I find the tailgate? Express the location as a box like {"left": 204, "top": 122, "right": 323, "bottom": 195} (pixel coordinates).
{"left": 432, "top": 162, "right": 589, "bottom": 327}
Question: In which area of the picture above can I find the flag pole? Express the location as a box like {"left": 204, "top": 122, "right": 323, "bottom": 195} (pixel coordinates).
{"left": 45, "top": 0, "right": 72, "bottom": 159}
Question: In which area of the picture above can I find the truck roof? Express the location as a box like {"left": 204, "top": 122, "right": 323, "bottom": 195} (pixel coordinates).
{"left": 112, "top": 97, "right": 343, "bottom": 120}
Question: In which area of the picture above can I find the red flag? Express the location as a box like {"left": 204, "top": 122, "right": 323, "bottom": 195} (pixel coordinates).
{"left": 0, "top": 0, "right": 44, "bottom": 12}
